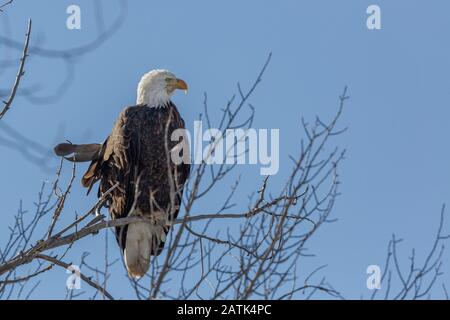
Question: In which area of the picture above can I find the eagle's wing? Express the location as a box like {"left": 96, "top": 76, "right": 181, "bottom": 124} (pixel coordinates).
{"left": 82, "top": 107, "right": 140, "bottom": 224}
{"left": 80, "top": 137, "right": 110, "bottom": 193}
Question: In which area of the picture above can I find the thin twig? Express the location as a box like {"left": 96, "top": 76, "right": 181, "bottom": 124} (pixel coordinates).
{"left": 0, "top": 19, "right": 31, "bottom": 119}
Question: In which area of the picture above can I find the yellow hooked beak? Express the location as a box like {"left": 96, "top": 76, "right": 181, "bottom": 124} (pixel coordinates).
{"left": 175, "top": 78, "right": 188, "bottom": 94}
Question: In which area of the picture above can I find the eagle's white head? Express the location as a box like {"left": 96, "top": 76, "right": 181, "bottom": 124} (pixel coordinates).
{"left": 136, "top": 69, "right": 188, "bottom": 107}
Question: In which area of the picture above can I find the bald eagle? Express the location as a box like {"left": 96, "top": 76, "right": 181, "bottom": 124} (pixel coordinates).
{"left": 54, "top": 70, "right": 190, "bottom": 278}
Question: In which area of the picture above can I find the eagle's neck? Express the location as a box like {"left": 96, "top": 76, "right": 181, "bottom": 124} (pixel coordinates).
{"left": 136, "top": 85, "right": 172, "bottom": 108}
{"left": 140, "top": 101, "right": 172, "bottom": 109}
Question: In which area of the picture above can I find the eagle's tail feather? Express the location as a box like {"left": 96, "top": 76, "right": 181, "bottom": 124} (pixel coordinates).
{"left": 124, "top": 220, "right": 167, "bottom": 279}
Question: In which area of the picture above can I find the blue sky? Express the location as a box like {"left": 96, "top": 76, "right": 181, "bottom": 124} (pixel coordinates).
{"left": 1, "top": 0, "right": 450, "bottom": 299}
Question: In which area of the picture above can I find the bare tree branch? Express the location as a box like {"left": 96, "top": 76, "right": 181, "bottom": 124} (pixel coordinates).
{"left": 0, "top": 0, "right": 13, "bottom": 13}
{"left": 370, "top": 205, "right": 450, "bottom": 300}
{"left": 0, "top": 18, "right": 31, "bottom": 120}
{"left": 36, "top": 254, "right": 114, "bottom": 300}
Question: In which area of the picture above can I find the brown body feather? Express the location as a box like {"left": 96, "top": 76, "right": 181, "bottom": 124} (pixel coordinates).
{"left": 82, "top": 103, "right": 190, "bottom": 257}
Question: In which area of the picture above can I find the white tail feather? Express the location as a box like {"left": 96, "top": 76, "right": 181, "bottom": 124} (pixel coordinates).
{"left": 124, "top": 220, "right": 166, "bottom": 278}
